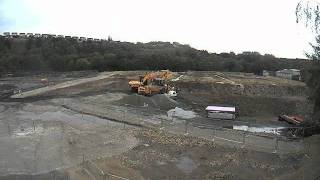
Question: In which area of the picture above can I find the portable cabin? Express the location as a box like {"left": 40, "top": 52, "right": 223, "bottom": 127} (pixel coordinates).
{"left": 205, "top": 106, "right": 236, "bottom": 120}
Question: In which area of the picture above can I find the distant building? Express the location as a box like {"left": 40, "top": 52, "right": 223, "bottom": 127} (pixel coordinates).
{"left": 3, "top": 32, "right": 10, "bottom": 36}
{"left": 42, "top": 34, "right": 49, "bottom": 38}
{"left": 94, "top": 38, "right": 100, "bottom": 41}
{"left": 72, "top": 36, "right": 79, "bottom": 40}
{"left": 11, "top": 32, "right": 18, "bottom": 38}
{"left": 57, "top": 35, "right": 64, "bottom": 38}
{"left": 79, "top": 37, "right": 87, "bottom": 41}
{"left": 27, "top": 33, "right": 34, "bottom": 37}
{"left": 87, "top": 38, "right": 93, "bottom": 41}
{"left": 34, "top": 33, "right": 41, "bottom": 38}
{"left": 262, "top": 70, "right": 270, "bottom": 76}
{"left": 276, "top": 69, "right": 301, "bottom": 81}
{"left": 19, "top": 33, "right": 26, "bottom": 37}
{"left": 65, "top": 36, "right": 71, "bottom": 38}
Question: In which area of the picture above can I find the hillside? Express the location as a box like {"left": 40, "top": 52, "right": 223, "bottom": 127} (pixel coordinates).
{"left": 0, "top": 35, "right": 311, "bottom": 76}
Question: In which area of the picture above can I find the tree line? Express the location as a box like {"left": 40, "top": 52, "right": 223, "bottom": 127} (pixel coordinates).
{"left": 0, "top": 36, "right": 310, "bottom": 76}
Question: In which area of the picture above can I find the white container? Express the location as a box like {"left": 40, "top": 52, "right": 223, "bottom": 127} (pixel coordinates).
{"left": 207, "top": 111, "right": 235, "bottom": 120}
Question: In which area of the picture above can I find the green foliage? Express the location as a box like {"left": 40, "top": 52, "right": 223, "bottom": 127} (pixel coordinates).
{"left": 0, "top": 37, "right": 308, "bottom": 74}
{"left": 296, "top": 0, "right": 320, "bottom": 120}
{"left": 75, "top": 58, "right": 91, "bottom": 70}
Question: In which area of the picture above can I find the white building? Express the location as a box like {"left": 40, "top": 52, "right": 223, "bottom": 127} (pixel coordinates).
{"left": 262, "top": 70, "right": 270, "bottom": 76}
{"left": 27, "top": 33, "right": 34, "bottom": 37}
{"left": 79, "top": 37, "right": 87, "bottom": 41}
{"left": 11, "top": 32, "right": 18, "bottom": 37}
{"left": 19, "top": 33, "right": 27, "bottom": 38}
{"left": 3, "top": 32, "right": 10, "bottom": 36}
{"left": 276, "top": 69, "right": 301, "bottom": 80}
{"left": 205, "top": 106, "right": 236, "bottom": 120}
{"left": 41, "top": 34, "right": 49, "bottom": 38}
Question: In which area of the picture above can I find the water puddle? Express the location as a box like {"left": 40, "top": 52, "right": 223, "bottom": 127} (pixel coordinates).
{"left": 176, "top": 156, "right": 198, "bottom": 174}
{"left": 167, "top": 107, "right": 196, "bottom": 119}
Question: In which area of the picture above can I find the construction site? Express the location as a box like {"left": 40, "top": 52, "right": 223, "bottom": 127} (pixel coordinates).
{"left": 0, "top": 70, "right": 319, "bottom": 180}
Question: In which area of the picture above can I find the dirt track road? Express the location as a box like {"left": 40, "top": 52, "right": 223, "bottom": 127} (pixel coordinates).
{"left": 10, "top": 72, "right": 114, "bottom": 99}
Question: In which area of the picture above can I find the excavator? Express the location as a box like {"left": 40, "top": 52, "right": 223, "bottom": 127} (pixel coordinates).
{"left": 128, "top": 70, "right": 176, "bottom": 96}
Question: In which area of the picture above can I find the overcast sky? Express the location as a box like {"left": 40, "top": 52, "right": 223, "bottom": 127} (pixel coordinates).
{"left": 0, "top": 0, "right": 316, "bottom": 58}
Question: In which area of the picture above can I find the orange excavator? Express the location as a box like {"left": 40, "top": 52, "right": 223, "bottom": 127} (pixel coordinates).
{"left": 128, "top": 70, "right": 175, "bottom": 96}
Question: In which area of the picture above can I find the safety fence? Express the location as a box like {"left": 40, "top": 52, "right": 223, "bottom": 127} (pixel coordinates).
{"left": 60, "top": 99, "right": 314, "bottom": 155}
{"left": 1, "top": 100, "right": 314, "bottom": 156}
{"left": 82, "top": 158, "right": 129, "bottom": 180}
{"left": 0, "top": 101, "right": 317, "bottom": 179}
{"left": 138, "top": 104, "right": 314, "bottom": 154}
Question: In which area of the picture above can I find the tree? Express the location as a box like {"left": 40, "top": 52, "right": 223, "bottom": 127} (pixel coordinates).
{"left": 108, "top": 36, "right": 113, "bottom": 42}
{"left": 296, "top": 0, "right": 320, "bottom": 121}
{"left": 75, "top": 58, "right": 91, "bottom": 70}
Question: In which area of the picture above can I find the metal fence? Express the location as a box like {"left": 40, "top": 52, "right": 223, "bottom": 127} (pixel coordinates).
{"left": 13, "top": 97, "right": 312, "bottom": 157}
{"left": 82, "top": 158, "right": 129, "bottom": 180}
{"left": 0, "top": 100, "right": 317, "bottom": 179}
{"left": 60, "top": 99, "right": 314, "bottom": 155}
{"left": 101, "top": 103, "right": 315, "bottom": 155}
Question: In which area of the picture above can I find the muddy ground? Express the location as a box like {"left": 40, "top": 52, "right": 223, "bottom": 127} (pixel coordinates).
{"left": 0, "top": 71, "right": 319, "bottom": 180}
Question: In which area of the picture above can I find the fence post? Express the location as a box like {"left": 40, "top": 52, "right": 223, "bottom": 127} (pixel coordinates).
{"left": 161, "top": 118, "right": 163, "bottom": 128}
{"left": 7, "top": 123, "right": 11, "bottom": 136}
{"left": 241, "top": 132, "right": 246, "bottom": 148}
{"left": 273, "top": 137, "right": 278, "bottom": 154}
{"left": 212, "top": 128, "right": 215, "bottom": 142}
{"left": 184, "top": 121, "right": 188, "bottom": 135}
{"left": 33, "top": 121, "right": 36, "bottom": 131}
{"left": 82, "top": 154, "right": 85, "bottom": 169}
{"left": 172, "top": 110, "right": 175, "bottom": 122}
{"left": 123, "top": 110, "right": 126, "bottom": 129}
{"left": 303, "top": 127, "right": 311, "bottom": 156}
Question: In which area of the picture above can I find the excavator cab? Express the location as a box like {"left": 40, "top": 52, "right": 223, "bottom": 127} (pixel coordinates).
{"left": 154, "top": 78, "right": 165, "bottom": 86}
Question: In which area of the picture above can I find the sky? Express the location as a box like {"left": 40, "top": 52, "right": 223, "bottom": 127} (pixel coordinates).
{"left": 0, "top": 0, "right": 316, "bottom": 58}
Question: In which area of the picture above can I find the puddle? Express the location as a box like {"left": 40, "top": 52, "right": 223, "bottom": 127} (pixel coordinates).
{"left": 233, "top": 125, "right": 285, "bottom": 135}
{"left": 156, "top": 161, "right": 167, "bottom": 165}
{"left": 168, "top": 107, "right": 196, "bottom": 119}
{"left": 176, "top": 156, "right": 198, "bottom": 174}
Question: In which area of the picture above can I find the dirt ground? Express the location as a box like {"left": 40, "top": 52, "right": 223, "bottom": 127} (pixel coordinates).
{"left": 63, "top": 129, "right": 320, "bottom": 180}
{"left": 0, "top": 71, "right": 319, "bottom": 180}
